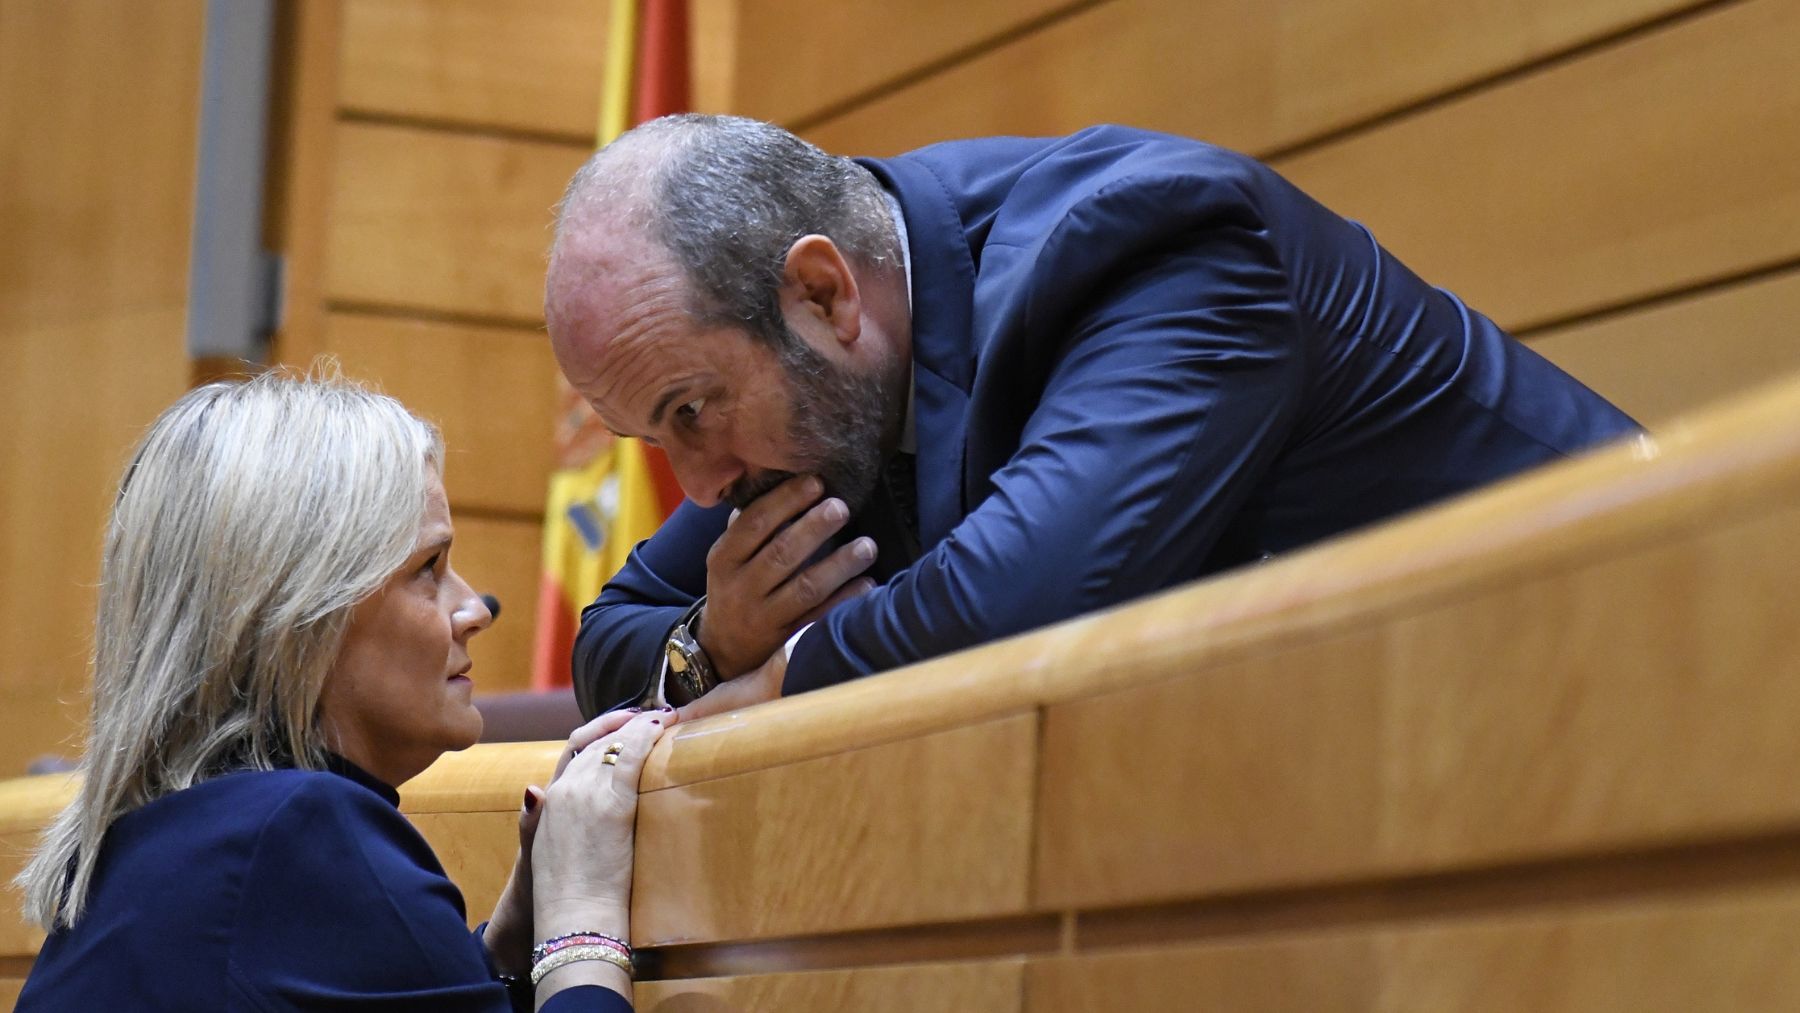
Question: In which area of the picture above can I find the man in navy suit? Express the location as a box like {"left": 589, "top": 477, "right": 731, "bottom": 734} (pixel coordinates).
{"left": 544, "top": 115, "right": 1638, "bottom": 720}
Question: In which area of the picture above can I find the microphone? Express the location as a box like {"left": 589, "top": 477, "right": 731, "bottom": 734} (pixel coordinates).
{"left": 480, "top": 594, "right": 501, "bottom": 620}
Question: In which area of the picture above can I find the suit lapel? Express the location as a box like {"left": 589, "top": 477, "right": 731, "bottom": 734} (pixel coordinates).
{"left": 858, "top": 153, "right": 981, "bottom": 548}
{"left": 911, "top": 367, "right": 966, "bottom": 549}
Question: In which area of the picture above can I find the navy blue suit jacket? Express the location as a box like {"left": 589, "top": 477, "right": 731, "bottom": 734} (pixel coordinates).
{"left": 18, "top": 760, "right": 630, "bottom": 1013}
{"left": 574, "top": 126, "right": 1638, "bottom": 714}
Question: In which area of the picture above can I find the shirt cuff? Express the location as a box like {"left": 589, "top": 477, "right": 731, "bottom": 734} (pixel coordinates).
{"left": 639, "top": 654, "right": 671, "bottom": 709}
{"left": 783, "top": 623, "right": 813, "bottom": 662}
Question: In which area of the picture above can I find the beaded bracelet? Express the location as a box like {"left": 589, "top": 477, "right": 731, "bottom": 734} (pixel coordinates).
{"left": 532, "top": 931, "right": 632, "bottom": 963}
{"left": 530, "top": 944, "right": 633, "bottom": 986}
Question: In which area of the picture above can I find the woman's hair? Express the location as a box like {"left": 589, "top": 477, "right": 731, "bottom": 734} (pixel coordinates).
{"left": 16, "top": 369, "right": 442, "bottom": 929}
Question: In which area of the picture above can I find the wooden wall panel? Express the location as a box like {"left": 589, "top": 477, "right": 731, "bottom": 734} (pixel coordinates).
{"left": 0, "top": 1, "right": 205, "bottom": 329}
{"left": 337, "top": 0, "right": 607, "bottom": 139}
{"left": 451, "top": 513, "right": 543, "bottom": 696}
{"left": 633, "top": 714, "right": 1037, "bottom": 944}
{"left": 1525, "top": 268, "right": 1800, "bottom": 427}
{"left": 1036, "top": 500, "right": 1800, "bottom": 909}
{"left": 634, "top": 959, "right": 1026, "bottom": 1013}
{"left": 325, "top": 122, "right": 589, "bottom": 322}
{"left": 694, "top": 0, "right": 1074, "bottom": 127}
{"left": 1027, "top": 888, "right": 1800, "bottom": 1012}
{"left": 0, "top": 0, "right": 201, "bottom": 776}
{"left": 800, "top": 0, "right": 1697, "bottom": 158}
{"left": 265, "top": 0, "right": 343, "bottom": 368}
{"left": 322, "top": 312, "right": 559, "bottom": 515}
{"left": 1276, "top": 0, "right": 1800, "bottom": 332}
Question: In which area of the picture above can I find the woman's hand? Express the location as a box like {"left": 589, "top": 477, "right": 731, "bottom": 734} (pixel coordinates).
{"left": 483, "top": 708, "right": 668, "bottom": 977}
{"left": 531, "top": 709, "right": 673, "bottom": 933}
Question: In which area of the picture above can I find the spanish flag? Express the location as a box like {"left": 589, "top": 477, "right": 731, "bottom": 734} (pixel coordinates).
{"left": 530, "top": 0, "right": 691, "bottom": 691}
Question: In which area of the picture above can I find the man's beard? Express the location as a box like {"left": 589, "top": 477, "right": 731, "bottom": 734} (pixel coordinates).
{"left": 725, "top": 332, "right": 900, "bottom": 513}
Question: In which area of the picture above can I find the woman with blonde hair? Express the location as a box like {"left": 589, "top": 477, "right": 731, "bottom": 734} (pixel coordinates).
{"left": 15, "top": 372, "right": 661, "bottom": 1011}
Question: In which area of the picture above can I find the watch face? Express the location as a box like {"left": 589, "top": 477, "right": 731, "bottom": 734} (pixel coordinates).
{"left": 667, "top": 642, "right": 690, "bottom": 674}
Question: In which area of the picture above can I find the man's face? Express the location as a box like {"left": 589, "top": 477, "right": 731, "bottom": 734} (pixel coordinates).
{"left": 548, "top": 235, "right": 901, "bottom": 512}
{"left": 726, "top": 322, "right": 898, "bottom": 512}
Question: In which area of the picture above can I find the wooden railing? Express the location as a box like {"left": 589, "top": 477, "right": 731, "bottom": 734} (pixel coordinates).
{"left": 8, "top": 372, "right": 1800, "bottom": 1009}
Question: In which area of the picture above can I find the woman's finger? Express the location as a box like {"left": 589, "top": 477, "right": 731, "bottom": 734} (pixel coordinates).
{"left": 516, "top": 784, "right": 544, "bottom": 852}
{"left": 599, "top": 711, "right": 674, "bottom": 791}
{"left": 554, "top": 707, "right": 643, "bottom": 779}
{"left": 559, "top": 710, "right": 672, "bottom": 790}
{"left": 570, "top": 708, "right": 642, "bottom": 751}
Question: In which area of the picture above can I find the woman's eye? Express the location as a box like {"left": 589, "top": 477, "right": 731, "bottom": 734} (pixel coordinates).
{"left": 676, "top": 397, "right": 706, "bottom": 423}
{"left": 420, "top": 553, "right": 442, "bottom": 576}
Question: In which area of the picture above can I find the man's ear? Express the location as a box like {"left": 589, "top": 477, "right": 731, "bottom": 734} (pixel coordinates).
{"left": 780, "top": 234, "right": 861, "bottom": 346}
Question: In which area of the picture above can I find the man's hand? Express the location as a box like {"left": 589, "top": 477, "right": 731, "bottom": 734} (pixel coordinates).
{"left": 677, "top": 648, "right": 787, "bottom": 722}
{"left": 699, "top": 475, "right": 877, "bottom": 678}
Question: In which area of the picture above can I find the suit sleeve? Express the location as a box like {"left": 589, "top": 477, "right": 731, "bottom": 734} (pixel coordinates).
{"left": 570, "top": 500, "right": 729, "bottom": 717}
{"left": 786, "top": 223, "right": 1304, "bottom": 693}
{"left": 226, "top": 776, "right": 632, "bottom": 1013}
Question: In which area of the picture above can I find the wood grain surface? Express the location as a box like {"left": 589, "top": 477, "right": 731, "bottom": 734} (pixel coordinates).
{"left": 0, "top": 0, "right": 202, "bottom": 778}
{"left": 1526, "top": 267, "right": 1800, "bottom": 426}
{"left": 338, "top": 0, "right": 608, "bottom": 139}
{"left": 693, "top": 0, "right": 1076, "bottom": 128}
{"left": 632, "top": 714, "right": 1037, "bottom": 945}
{"left": 1277, "top": 0, "right": 1800, "bottom": 332}
{"left": 634, "top": 958, "right": 1026, "bottom": 1013}
{"left": 441, "top": 513, "right": 547, "bottom": 697}
{"left": 324, "top": 121, "right": 588, "bottom": 322}
{"left": 1027, "top": 884, "right": 1800, "bottom": 1011}
{"left": 322, "top": 312, "right": 560, "bottom": 515}
{"left": 800, "top": 0, "right": 1700, "bottom": 157}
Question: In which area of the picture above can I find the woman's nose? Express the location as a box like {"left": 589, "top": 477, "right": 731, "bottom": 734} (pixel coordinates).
{"left": 450, "top": 573, "right": 494, "bottom": 638}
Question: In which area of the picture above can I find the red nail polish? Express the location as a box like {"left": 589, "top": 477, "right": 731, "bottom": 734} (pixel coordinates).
{"left": 650, "top": 719, "right": 662, "bottom": 725}
{"left": 522, "top": 789, "right": 537, "bottom": 814}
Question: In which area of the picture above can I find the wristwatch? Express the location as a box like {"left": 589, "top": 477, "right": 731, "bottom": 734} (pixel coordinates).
{"left": 664, "top": 597, "right": 718, "bottom": 705}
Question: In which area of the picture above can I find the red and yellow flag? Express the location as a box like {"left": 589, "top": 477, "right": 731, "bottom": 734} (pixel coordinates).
{"left": 530, "top": 0, "right": 690, "bottom": 691}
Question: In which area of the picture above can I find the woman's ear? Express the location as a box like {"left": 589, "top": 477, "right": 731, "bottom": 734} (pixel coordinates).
{"left": 780, "top": 234, "right": 862, "bottom": 346}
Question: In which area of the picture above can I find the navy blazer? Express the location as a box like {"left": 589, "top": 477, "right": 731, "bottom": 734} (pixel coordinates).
{"left": 574, "top": 126, "right": 1638, "bottom": 712}
{"left": 18, "top": 759, "right": 631, "bottom": 1013}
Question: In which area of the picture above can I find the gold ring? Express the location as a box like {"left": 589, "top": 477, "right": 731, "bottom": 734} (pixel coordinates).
{"left": 601, "top": 753, "right": 620, "bottom": 766}
{"left": 602, "top": 741, "right": 625, "bottom": 756}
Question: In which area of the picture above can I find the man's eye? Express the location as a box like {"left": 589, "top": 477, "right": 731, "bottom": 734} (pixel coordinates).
{"left": 676, "top": 397, "right": 706, "bottom": 423}
{"left": 420, "top": 553, "right": 442, "bottom": 576}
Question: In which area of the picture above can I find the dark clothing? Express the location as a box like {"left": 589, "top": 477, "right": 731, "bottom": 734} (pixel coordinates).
{"left": 575, "top": 126, "right": 1639, "bottom": 713}
{"left": 18, "top": 758, "right": 631, "bottom": 1013}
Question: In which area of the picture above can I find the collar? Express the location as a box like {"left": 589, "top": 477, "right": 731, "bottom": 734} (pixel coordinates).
{"left": 324, "top": 752, "right": 402, "bottom": 807}
{"left": 882, "top": 187, "right": 918, "bottom": 455}
{"left": 859, "top": 154, "right": 978, "bottom": 548}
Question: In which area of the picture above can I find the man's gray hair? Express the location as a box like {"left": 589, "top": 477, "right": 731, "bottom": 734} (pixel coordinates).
{"left": 557, "top": 114, "right": 901, "bottom": 346}
{"left": 16, "top": 368, "right": 441, "bottom": 930}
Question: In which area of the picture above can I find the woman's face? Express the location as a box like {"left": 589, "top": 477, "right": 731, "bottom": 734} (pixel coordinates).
{"left": 319, "top": 471, "right": 491, "bottom": 786}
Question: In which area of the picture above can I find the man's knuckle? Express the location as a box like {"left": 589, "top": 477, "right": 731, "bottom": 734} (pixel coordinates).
{"left": 764, "top": 540, "right": 795, "bottom": 571}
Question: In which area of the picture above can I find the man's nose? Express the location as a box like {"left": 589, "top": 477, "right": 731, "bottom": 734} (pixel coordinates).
{"left": 665, "top": 446, "right": 741, "bottom": 508}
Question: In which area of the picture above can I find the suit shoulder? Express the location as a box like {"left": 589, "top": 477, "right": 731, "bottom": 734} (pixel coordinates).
{"left": 887, "top": 126, "right": 1262, "bottom": 195}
